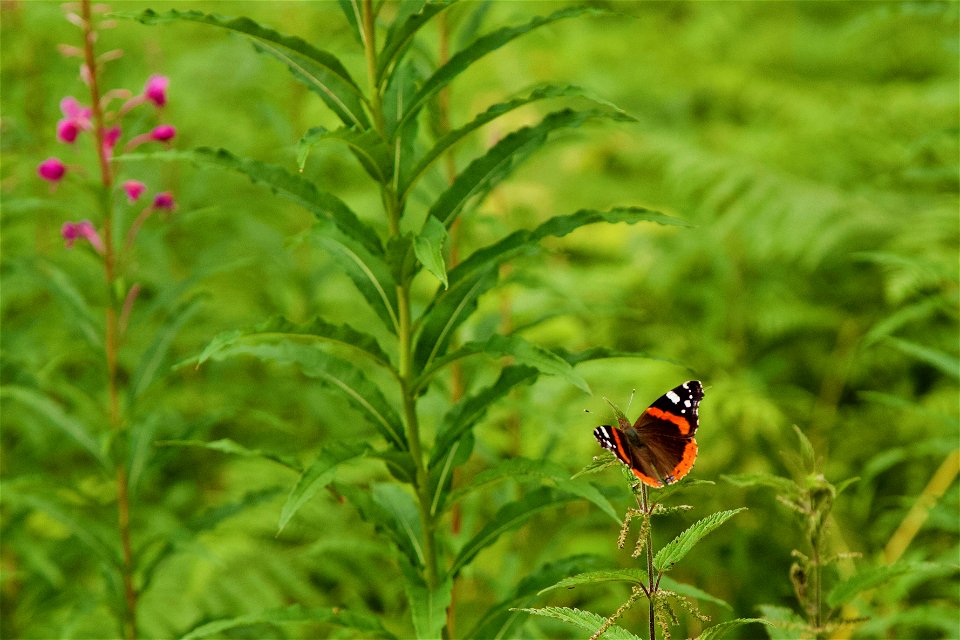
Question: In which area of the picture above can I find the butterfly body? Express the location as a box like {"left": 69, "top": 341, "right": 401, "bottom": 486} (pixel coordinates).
{"left": 593, "top": 380, "right": 704, "bottom": 487}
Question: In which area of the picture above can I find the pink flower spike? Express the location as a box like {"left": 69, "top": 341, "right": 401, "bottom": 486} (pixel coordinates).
{"left": 60, "top": 96, "right": 91, "bottom": 120}
{"left": 123, "top": 180, "right": 146, "bottom": 202}
{"left": 144, "top": 75, "right": 168, "bottom": 107}
{"left": 152, "top": 192, "right": 175, "bottom": 210}
{"left": 103, "top": 126, "right": 122, "bottom": 152}
{"left": 57, "top": 118, "right": 80, "bottom": 143}
{"left": 38, "top": 158, "right": 67, "bottom": 182}
{"left": 61, "top": 220, "right": 105, "bottom": 254}
{"left": 57, "top": 97, "right": 92, "bottom": 143}
{"left": 150, "top": 124, "right": 176, "bottom": 142}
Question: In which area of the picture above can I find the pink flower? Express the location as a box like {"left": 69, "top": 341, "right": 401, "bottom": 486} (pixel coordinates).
{"left": 152, "top": 192, "right": 175, "bottom": 210}
{"left": 61, "top": 220, "right": 105, "bottom": 253}
{"left": 123, "top": 180, "right": 146, "bottom": 202}
{"left": 57, "top": 97, "right": 92, "bottom": 143}
{"left": 103, "top": 126, "right": 122, "bottom": 152}
{"left": 150, "top": 125, "right": 176, "bottom": 142}
{"left": 144, "top": 75, "right": 168, "bottom": 107}
{"left": 37, "top": 158, "right": 67, "bottom": 182}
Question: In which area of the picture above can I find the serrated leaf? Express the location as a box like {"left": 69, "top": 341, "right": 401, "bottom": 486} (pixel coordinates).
{"left": 445, "top": 457, "right": 618, "bottom": 522}
{"left": 466, "top": 554, "right": 606, "bottom": 640}
{"left": 1, "top": 387, "right": 106, "bottom": 467}
{"left": 664, "top": 580, "right": 733, "bottom": 611}
{"left": 413, "top": 215, "right": 449, "bottom": 288}
{"left": 122, "top": 10, "right": 369, "bottom": 128}
{"left": 694, "top": 618, "right": 772, "bottom": 640}
{"left": 826, "top": 562, "right": 949, "bottom": 609}
{"left": 198, "top": 342, "right": 406, "bottom": 450}
{"left": 196, "top": 315, "right": 391, "bottom": 369}
{"left": 756, "top": 605, "right": 806, "bottom": 640}
{"left": 654, "top": 508, "right": 747, "bottom": 572}
{"left": 179, "top": 604, "right": 394, "bottom": 640}
{"left": 399, "top": 555, "right": 452, "bottom": 640}
{"left": 518, "top": 607, "right": 641, "bottom": 640}
{"left": 154, "top": 147, "right": 382, "bottom": 255}
{"left": 278, "top": 441, "right": 370, "bottom": 534}
{"left": 538, "top": 568, "right": 648, "bottom": 595}
{"left": 402, "top": 82, "right": 632, "bottom": 195}
{"left": 722, "top": 473, "right": 799, "bottom": 495}
{"left": 449, "top": 487, "right": 575, "bottom": 578}
{"left": 297, "top": 125, "right": 393, "bottom": 181}
{"left": 159, "top": 438, "right": 302, "bottom": 470}
{"left": 427, "top": 108, "right": 635, "bottom": 229}
{"left": 401, "top": 6, "right": 599, "bottom": 127}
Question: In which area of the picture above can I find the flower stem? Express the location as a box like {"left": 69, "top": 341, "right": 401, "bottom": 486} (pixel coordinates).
{"left": 80, "top": 2, "right": 136, "bottom": 637}
{"left": 642, "top": 485, "right": 656, "bottom": 640}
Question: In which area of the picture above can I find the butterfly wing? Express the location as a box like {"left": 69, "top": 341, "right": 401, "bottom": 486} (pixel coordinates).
{"left": 593, "top": 424, "right": 664, "bottom": 487}
{"left": 633, "top": 380, "right": 703, "bottom": 485}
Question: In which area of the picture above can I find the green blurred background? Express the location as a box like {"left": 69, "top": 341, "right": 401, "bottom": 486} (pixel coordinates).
{"left": 2, "top": 1, "right": 958, "bottom": 638}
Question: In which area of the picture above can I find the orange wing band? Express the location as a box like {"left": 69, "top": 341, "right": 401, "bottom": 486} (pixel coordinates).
{"left": 645, "top": 407, "right": 693, "bottom": 435}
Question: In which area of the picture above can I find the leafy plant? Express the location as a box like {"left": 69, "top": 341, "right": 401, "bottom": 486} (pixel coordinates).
{"left": 117, "top": 2, "right": 693, "bottom": 637}
{"left": 525, "top": 396, "right": 763, "bottom": 640}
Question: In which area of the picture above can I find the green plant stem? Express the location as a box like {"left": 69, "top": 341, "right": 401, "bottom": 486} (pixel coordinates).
{"left": 80, "top": 3, "right": 135, "bottom": 638}
{"left": 361, "top": 0, "right": 437, "bottom": 591}
{"left": 642, "top": 485, "right": 656, "bottom": 640}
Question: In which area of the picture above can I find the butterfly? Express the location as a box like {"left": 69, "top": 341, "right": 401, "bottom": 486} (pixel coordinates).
{"left": 593, "top": 380, "right": 704, "bottom": 487}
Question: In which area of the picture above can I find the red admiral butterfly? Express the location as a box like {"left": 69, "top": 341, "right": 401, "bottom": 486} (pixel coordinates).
{"left": 593, "top": 380, "right": 703, "bottom": 487}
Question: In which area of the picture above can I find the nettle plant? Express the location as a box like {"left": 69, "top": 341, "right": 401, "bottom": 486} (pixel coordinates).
{"left": 126, "top": 2, "right": 697, "bottom": 638}
{"left": 524, "top": 390, "right": 764, "bottom": 640}
{"left": 725, "top": 427, "right": 952, "bottom": 640}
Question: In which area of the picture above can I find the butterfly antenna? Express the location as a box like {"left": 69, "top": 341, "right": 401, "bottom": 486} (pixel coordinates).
{"left": 625, "top": 388, "right": 636, "bottom": 413}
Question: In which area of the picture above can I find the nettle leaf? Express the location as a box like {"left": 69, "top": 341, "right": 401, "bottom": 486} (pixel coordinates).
{"left": 722, "top": 472, "right": 800, "bottom": 498}
{"left": 402, "top": 83, "right": 632, "bottom": 196}
{"left": 428, "top": 108, "right": 636, "bottom": 229}
{"left": 399, "top": 555, "right": 453, "bottom": 640}
{"left": 377, "top": 1, "right": 450, "bottom": 84}
{"left": 313, "top": 217, "right": 401, "bottom": 333}
{"left": 445, "top": 457, "right": 618, "bottom": 522}
{"left": 123, "top": 9, "right": 369, "bottom": 128}
{"left": 413, "top": 215, "right": 449, "bottom": 289}
{"left": 179, "top": 604, "right": 395, "bottom": 640}
{"left": 169, "top": 147, "right": 383, "bottom": 255}
{"left": 401, "top": 6, "right": 600, "bottom": 126}
{"left": 1, "top": 387, "right": 107, "bottom": 468}
{"left": 654, "top": 508, "right": 746, "bottom": 573}
{"left": 518, "top": 607, "right": 640, "bottom": 640}
{"left": 198, "top": 341, "right": 406, "bottom": 450}
{"left": 297, "top": 126, "right": 393, "bottom": 182}
{"left": 467, "top": 554, "right": 607, "bottom": 640}
{"left": 159, "top": 438, "right": 302, "bottom": 471}
{"left": 278, "top": 440, "right": 371, "bottom": 534}
{"left": 196, "top": 315, "right": 392, "bottom": 370}
{"left": 826, "top": 562, "right": 949, "bottom": 609}
{"left": 694, "top": 619, "right": 772, "bottom": 640}
{"left": 538, "top": 568, "right": 648, "bottom": 595}
{"left": 756, "top": 605, "right": 806, "bottom": 640}
{"left": 449, "top": 487, "right": 576, "bottom": 578}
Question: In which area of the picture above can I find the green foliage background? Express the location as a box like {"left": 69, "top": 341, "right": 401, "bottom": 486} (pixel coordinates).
{"left": 2, "top": 1, "right": 958, "bottom": 639}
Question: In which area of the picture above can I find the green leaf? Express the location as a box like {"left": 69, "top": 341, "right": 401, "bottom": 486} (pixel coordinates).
{"left": 654, "top": 508, "right": 747, "bottom": 572}
{"left": 467, "top": 555, "right": 607, "bottom": 639}
{"left": 129, "top": 295, "right": 203, "bottom": 401}
{"left": 179, "top": 604, "right": 395, "bottom": 640}
{"left": 402, "top": 83, "right": 629, "bottom": 195}
{"left": 883, "top": 336, "right": 960, "bottom": 379}
{"left": 312, "top": 217, "right": 401, "bottom": 334}
{"left": 278, "top": 441, "right": 371, "bottom": 534}
{"left": 756, "top": 605, "right": 806, "bottom": 640}
{"left": 337, "top": 0, "right": 363, "bottom": 44}
{"left": 664, "top": 580, "right": 733, "bottom": 611}
{"left": 34, "top": 260, "right": 102, "bottom": 351}
{"left": 826, "top": 562, "right": 949, "bottom": 609}
{"left": 196, "top": 315, "right": 392, "bottom": 370}
{"left": 401, "top": 6, "right": 599, "bottom": 127}
{"left": 159, "top": 438, "right": 302, "bottom": 470}
{"left": 123, "top": 9, "right": 369, "bottom": 128}
{"left": 449, "top": 487, "right": 576, "bottom": 578}
{"left": 517, "top": 607, "right": 641, "bottom": 640}
{"left": 297, "top": 126, "right": 393, "bottom": 181}
{"left": 538, "top": 568, "right": 648, "bottom": 595}
{"left": 1, "top": 387, "right": 106, "bottom": 467}
{"left": 722, "top": 473, "right": 799, "bottom": 495}
{"left": 445, "top": 457, "right": 618, "bottom": 522}
{"left": 693, "top": 618, "right": 772, "bottom": 640}
{"left": 413, "top": 215, "right": 449, "bottom": 289}
{"left": 162, "top": 147, "right": 383, "bottom": 255}
{"left": 337, "top": 483, "right": 422, "bottom": 568}
{"left": 428, "top": 108, "right": 635, "bottom": 229}
{"left": 377, "top": 1, "right": 449, "bottom": 83}
{"left": 399, "top": 555, "right": 453, "bottom": 640}
{"left": 198, "top": 342, "right": 406, "bottom": 450}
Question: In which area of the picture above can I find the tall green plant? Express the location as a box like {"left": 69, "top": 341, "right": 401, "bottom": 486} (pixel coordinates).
{"left": 124, "top": 2, "right": 691, "bottom": 637}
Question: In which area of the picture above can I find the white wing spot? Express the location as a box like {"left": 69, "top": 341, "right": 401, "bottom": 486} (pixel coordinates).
{"left": 666, "top": 390, "right": 681, "bottom": 404}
